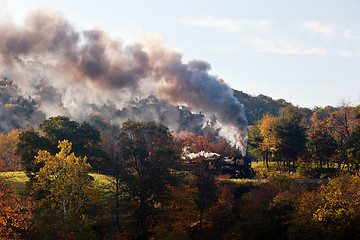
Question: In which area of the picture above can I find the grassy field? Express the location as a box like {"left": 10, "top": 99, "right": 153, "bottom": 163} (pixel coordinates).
{"left": 223, "top": 178, "right": 267, "bottom": 185}
{"left": 1, "top": 171, "right": 116, "bottom": 195}
{"left": 251, "top": 160, "right": 342, "bottom": 179}
{"left": 251, "top": 161, "right": 298, "bottom": 178}
{"left": 0, "top": 171, "right": 28, "bottom": 194}
{"left": 2, "top": 170, "right": 268, "bottom": 195}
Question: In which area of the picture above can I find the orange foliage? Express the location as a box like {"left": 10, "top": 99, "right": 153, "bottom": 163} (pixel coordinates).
{"left": 258, "top": 114, "right": 278, "bottom": 153}
{"left": 192, "top": 135, "right": 210, "bottom": 152}
{"left": 0, "top": 177, "right": 33, "bottom": 239}
{"left": 0, "top": 129, "right": 22, "bottom": 171}
{"left": 152, "top": 183, "right": 198, "bottom": 239}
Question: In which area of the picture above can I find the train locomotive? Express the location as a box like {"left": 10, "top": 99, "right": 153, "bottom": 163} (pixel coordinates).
{"left": 184, "top": 151, "right": 255, "bottom": 179}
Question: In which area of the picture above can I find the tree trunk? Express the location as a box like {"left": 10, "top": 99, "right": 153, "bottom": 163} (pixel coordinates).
{"left": 292, "top": 158, "right": 296, "bottom": 172}
{"left": 115, "top": 175, "right": 120, "bottom": 229}
{"left": 276, "top": 159, "right": 281, "bottom": 171}
{"left": 320, "top": 157, "right": 323, "bottom": 169}
{"left": 265, "top": 152, "right": 269, "bottom": 169}
{"left": 283, "top": 158, "right": 286, "bottom": 172}
{"left": 288, "top": 159, "right": 291, "bottom": 173}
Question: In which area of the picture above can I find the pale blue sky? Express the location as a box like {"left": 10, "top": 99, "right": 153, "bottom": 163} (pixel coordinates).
{"left": 3, "top": 0, "right": 360, "bottom": 108}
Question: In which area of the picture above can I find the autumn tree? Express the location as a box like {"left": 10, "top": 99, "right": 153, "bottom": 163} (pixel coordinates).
{"left": 327, "top": 101, "right": 357, "bottom": 144}
{"left": 288, "top": 174, "right": 360, "bottom": 240}
{"left": 307, "top": 121, "right": 337, "bottom": 169}
{"left": 173, "top": 131, "right": 231, "bottom": 157}
{"left": 258, "top": 114, "right": 278, "bottom": 169}
{"left": 119, "top": 120, "right": 181, "bottom": 239}
{"left": 192, "top": 135, "right": 211, "bottom": 153}
{"left": 152, "top": 182, "right": 198, "bottom": 239}
{"left": 325, "top": 101, "right": 358, "bottom": 170}
{"left": 345, "top": 105, "right": 360, "bottom": 172}
{"left": 232, "top": 177, "right": 301, "bottom": 240}
{"left": 0, "top": 129, "right": 22, "bottom": 171}
{"left": 194, "top": 158, "right": 218, "bottom": 232}
{"left": 208, "top": 136, "right": 231, "bottom": 156}
{"left": 34, "top": 140, "right": 97, "bottom": 239}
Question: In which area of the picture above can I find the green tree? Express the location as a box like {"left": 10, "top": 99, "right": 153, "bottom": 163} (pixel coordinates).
{"left": 273, "top": 106, "right": 307, "bottom": 172}
{"left": 16, "top": 129, "right": 52, "bottom": 182}
{"left": 39, "top": 116, "right": 106, "bottom": 171}
{"left": 16, "top": 116, "right": 107, "bottom": 182}
{"left": 119, "top": 120, "right": 180, "bottom": 239}
{"left": 100, "top": 132, "right": 124, "bottom": 232}
{"left": 34, "top": 140, "right": 97, "bottom": 239}
{"left": 247, "top": 125, "right": 263, "bottom": 164}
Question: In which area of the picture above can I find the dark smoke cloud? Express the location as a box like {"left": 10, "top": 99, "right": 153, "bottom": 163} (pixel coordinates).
{"left": 0, "top": 9, "right": 248, "bottom": 154}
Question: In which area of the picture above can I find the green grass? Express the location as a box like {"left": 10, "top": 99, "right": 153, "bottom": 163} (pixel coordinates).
{"left": 221, "top": 178, "right": 267, "bottom": 187}
{"left": 0, "top": 171, "right": 28, "bottom": 194}
{"left": 223, "top": 178, "right": 267, "bottom": 184}
{"left": 90, "top": 173, "right": 115, "bottom": 192}
{"left": 251, "top": 161, "right": 291, "bottom": 178}
{"left": 1, "top": 171, "right": 116, "bottom": 195}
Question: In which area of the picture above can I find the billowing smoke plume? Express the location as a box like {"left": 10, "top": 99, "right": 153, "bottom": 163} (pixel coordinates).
{"left": 0, "top": 9, "right": 248, "bottom": 154}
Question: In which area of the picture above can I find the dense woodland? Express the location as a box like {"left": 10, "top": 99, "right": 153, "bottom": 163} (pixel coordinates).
{"left": 1, "top": 77, "right": 360, "bottom": 239}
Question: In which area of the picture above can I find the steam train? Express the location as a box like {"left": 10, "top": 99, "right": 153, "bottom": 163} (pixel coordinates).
{"left": 204, "top": 155, "right": 255, "bottom": 179}
{"left": 183, "top": 152, "right": 255, "bottom": 179}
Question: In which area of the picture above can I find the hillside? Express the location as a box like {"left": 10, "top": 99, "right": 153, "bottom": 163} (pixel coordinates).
{"left": 233, "top": 90, "right": 292, "bottom": 125}
{"left": 0, "top": 77, "right": 309, "bottom": 132}
{"left": 0, "top": 78, "right": 45, "bottom": 133}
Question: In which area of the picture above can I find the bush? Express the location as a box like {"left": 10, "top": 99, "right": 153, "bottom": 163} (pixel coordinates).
{"left": 297, "top": 163, "right": 340, "bottom": 179}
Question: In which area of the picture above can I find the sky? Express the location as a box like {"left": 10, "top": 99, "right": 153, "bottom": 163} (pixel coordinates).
{"left": 2, "top": 0, "right": 360, "bottom": 108}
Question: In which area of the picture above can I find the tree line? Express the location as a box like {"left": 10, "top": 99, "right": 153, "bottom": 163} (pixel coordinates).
{"left": 0, "top": 116, "right": 235, "bottom": 239}
{"left": 247, "top": 102, "right": 360, "bottom": 176}
{"left": 0, "top": 108, "right": 359, "bottom": 239}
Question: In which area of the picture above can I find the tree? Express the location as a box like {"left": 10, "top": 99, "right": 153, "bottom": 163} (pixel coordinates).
{"left": 119, "top": 120, "right": 181, "bottom": 239}
{"left": 258, "top": 114, "right": 278, "bottom": 169}
{"left": 16, "top": 129, "right": 52, "bottom": 182}
{"left": 273, "top": 106, "right": 307, "bottom": 172}
{"left": 34, "top": 140, "right": 97, "bottom": 239}
{"left": 194, "top": 158, "right": 218, "bottom": 231}
{"left": 325, "top": 101, "right": 358, "bottom": 170}
{"left": 173, "top": 131, "right": 231, "bottom": 157}
{"left": 16, "top": 116, "right": 107, "bottom": 182}
{"left": 288, "top": 174, "right": 360, "bottom": 240}
{"left": 100, "top": 132, "right": 124, "bottom": 231}
{"left": 345, "top": 107, "right": 360, "bottom": 172}
{"left": 307, "top": 121, "right": 337, "bottom": 169}
{"left": 247, "top": 125, "right": 264, "bottom": 164}
{"left": 233, "top": 177, "right": 301, "bottom": 240}
{"left": 192, "top": 135, "right": 211, "bottom": 153}
{"left": 0, "top": 129, "right": 22, "bottom": 171}
{"left": 39, "top": 116, "right": 106, "bottom": 171}
{"left": 152, "top": 182, "right": 198, "bottom": 239}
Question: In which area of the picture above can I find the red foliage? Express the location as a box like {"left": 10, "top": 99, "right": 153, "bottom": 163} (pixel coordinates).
{"left": 173, "top": 131, "right": 231, "bottom": 156}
